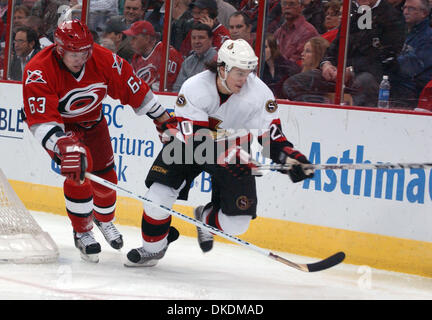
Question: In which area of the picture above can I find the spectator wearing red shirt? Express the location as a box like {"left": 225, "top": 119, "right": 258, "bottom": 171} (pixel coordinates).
{"left": 274, "top": 0, "right": 319, "bottom": 64}
{"left": 125, "top": 20, "right": 184, "bottom": 91}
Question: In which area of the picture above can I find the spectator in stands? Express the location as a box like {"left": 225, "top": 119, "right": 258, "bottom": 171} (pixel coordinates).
{"left": 9, "top": 26, "right": 40, "bottom": 81}
{"left": 171, "top": 0, "right": 193, "bottom": 51}
{"left": 216, "top": 0, "right": 237, "bottom": 28}
{"left": 302, "top": 0, "right": 326, "bottom": 34}
{"left": 321, "top": 0, "right": 342, "bottom": 43}
{"left": 228, "top": 11, "right": 254, "bottom": 46}
{"left": 125, "top": 20, "right": 183, "bottom": 91}
{"left": 180, "top": 0, "right": 230, "bottom": 57}
{"left": 23, "top": 15, "right": 53, "bottom": 49}
{"left": 300, "top": 36, "right": 330, "bottom": 72}
{"left": 102, "top": 15, "right": 134, "bottom": 62}
{"left": 416, "top": 78, "right": 432, "bottom": 111}
{"left": 123, "top": 0, "right": 145, "bottom": 26}
{"left": 389, "top": 0, "right": 432, "bottom": 109}
{"left": 173, "top": 23, "right": 217, "bottom": 91}
{"left": 274, "top": 0, "right": 319, "bottom": 64}
{"left": 388, "top": 0, "right": 406, "bottom": 14}
{"left": 239, "top": 0, "right": 279, "bottom": 32}
{"left": 79, "top": 0, "right": 118, "bottom": 34}
{"left": 100, "top": 36, "right": 117, "bottom": 52}
{"left": 319, "top": 0, "right": 405, "bottom": 107}
{"left": 282, "top": 35, "right": 335, "bottom": 102}
{"left": 13, "top": 5, "right": 30, "bottom": 33}
{"left": 144, "top": 0, "right": 165, "bottom": 34}
{"left": 261, "top": 33, "right": 301, "bottom": 98}
{"left": 31, "top": 0, "right": 70, "bottom": 41}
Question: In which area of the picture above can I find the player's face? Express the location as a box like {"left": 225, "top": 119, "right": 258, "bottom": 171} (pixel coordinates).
{"left": 225, "top": 67, "right": 252, "bottom": 94}
{"left": 62, "top": 50, "right": 90, "bottom": 73}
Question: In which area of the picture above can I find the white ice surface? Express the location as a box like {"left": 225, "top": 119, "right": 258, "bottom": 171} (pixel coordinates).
{"left": 0, "top": 211, "right": 431, "bottom": 300}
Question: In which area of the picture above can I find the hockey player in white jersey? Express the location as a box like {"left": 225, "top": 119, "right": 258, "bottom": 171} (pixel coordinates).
{"left": 124, "top": 39, "right": 314, "bottom": 267}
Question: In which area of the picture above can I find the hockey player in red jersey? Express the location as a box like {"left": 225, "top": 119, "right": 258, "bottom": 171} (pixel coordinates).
{"left": 124, "top": 39, "right": 314, "bottom": 267}
{"left": 22, "top": 19, "right": 175, "bottom": 263}
{"left": 124, "top": 20, "right": 184, "bottom": 91}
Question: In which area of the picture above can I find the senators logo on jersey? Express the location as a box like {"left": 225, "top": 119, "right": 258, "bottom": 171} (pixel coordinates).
{"left": 58, "top": 83, "right": 107, "bottom": 118}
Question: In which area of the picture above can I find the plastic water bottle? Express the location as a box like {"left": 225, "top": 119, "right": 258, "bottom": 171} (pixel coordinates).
{"left": 378, "top": 75, "right": 390, "bottom": 108}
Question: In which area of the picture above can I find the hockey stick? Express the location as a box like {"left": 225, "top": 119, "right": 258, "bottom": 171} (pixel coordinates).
{"left": 85, "top": 172, "right": 345, "bottom": 272}
{"left": 253, "top": 162, "right": 432, "bottom": 174}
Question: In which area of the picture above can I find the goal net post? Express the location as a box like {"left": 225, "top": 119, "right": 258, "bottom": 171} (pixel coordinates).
{"left": 0, "top": 169, "right": 59, "bottom": 263}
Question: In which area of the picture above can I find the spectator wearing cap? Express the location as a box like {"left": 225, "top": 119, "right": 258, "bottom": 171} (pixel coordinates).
{"left": 180, "top": 0, "right": 230, "bottom": 57}
{"left": 173, "top": 23, "right": 217, "bottom": 91}
{"left": 102, "top": 15, "right": 134, "bottom": 62}
{"left": 124, "top": 20, "right": 183, "bottom": 91}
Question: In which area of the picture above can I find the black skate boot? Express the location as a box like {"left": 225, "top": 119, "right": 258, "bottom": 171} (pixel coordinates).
{"left": 194, "top": 205, "right": 214, "bottom": 253}
{"left": 124, "top": 226, "right": 179, "bottom": 267}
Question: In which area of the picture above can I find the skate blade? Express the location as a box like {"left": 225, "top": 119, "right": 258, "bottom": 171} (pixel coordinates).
{"left": 80, "top": 252, "right": 99, "bottom": 263}
{"left": 123, "top": 257, "right": 158, "bottom": 268}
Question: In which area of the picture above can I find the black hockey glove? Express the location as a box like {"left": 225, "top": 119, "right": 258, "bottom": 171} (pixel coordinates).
{"left": 279, "top": 146, "right": 314, "bottom": 183}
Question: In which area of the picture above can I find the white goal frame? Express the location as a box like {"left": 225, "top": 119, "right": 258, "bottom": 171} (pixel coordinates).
{"left": 0, "top": 169, "right": 59, "bottom": 263}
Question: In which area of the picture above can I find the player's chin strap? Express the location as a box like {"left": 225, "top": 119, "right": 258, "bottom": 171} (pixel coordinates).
{"left": 218, "top": 66, "right": 233, "bottom": 94}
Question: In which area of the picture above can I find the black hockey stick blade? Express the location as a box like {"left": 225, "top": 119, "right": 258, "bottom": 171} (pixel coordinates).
{"left": 269, "top": 251, "right": 345, "bottom": 272}
{"left": 306, "top": 251, "right": 346, "bottom": 272}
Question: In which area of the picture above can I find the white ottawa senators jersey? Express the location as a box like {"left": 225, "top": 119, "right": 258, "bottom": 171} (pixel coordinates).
{"left": 23, "top": 43, "right": 152, "bottom": 129}
{"left": 174, "top": 70, "right": 283, "bottom": 137}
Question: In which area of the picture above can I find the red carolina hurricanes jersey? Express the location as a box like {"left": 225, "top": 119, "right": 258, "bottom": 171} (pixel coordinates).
{"left": 23, "top": 43, "right": 152, "bottom": 128}
{"left": 130, "top": 41, "right": 183, "bottom": 91}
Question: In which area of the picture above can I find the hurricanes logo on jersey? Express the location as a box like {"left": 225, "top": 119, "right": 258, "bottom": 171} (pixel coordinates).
{"left": 58, "top": 83, "right": 107, "bottom": 118}
{"left": 136, "top": 64, "right": 158, "bottom": 86}
{"left": 25, "top": 70, "right": 47, "bottom": 85}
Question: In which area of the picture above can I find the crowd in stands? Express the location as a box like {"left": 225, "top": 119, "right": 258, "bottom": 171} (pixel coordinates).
{"left": 1, "top": 0, "right": 432, "bottom": 111}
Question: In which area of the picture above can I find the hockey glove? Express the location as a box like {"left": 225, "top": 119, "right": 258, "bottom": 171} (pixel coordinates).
{"left": 217, "top": 144, "right": 261, "bottom": 178}
{"left": 55, "top": 134, "right": 89, "bottom": 184}
{"left": 279, "top": 146, "right": 314, "bottom": 183}
{"left": 154, "top": 116, "right": 181, "bottom": 144}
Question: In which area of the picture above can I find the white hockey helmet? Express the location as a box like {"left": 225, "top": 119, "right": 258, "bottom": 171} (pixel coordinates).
{"left": 217, "top": 39, "right": 258, "bottom": 72}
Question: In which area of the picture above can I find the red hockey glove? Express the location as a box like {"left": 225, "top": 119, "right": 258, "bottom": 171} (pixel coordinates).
{"left": 154, "top": 116, "right": 181, "bottom": 144}
{"left": 279, "top": 146, "right": 314, "bottom": 183}
{"left": 55, "top": 134, "right": 89, "bottom": 184}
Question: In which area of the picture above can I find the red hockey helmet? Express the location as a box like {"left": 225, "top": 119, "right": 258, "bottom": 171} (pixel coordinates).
{"left": 54, "top": 19, "right": 93, "bottom": 58}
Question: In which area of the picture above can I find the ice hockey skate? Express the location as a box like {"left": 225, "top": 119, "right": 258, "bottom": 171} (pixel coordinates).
{"left": 124, "top": 226, "right": 179, "bottom": 267}
{"left": 73, "top": 230, "right": 101, "bottom": 263}
{"left": 93, "top": 217, "right": 123, "bottom": 250}
{"left": 194, "top": 205, "right": 214, "bottom": 253}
